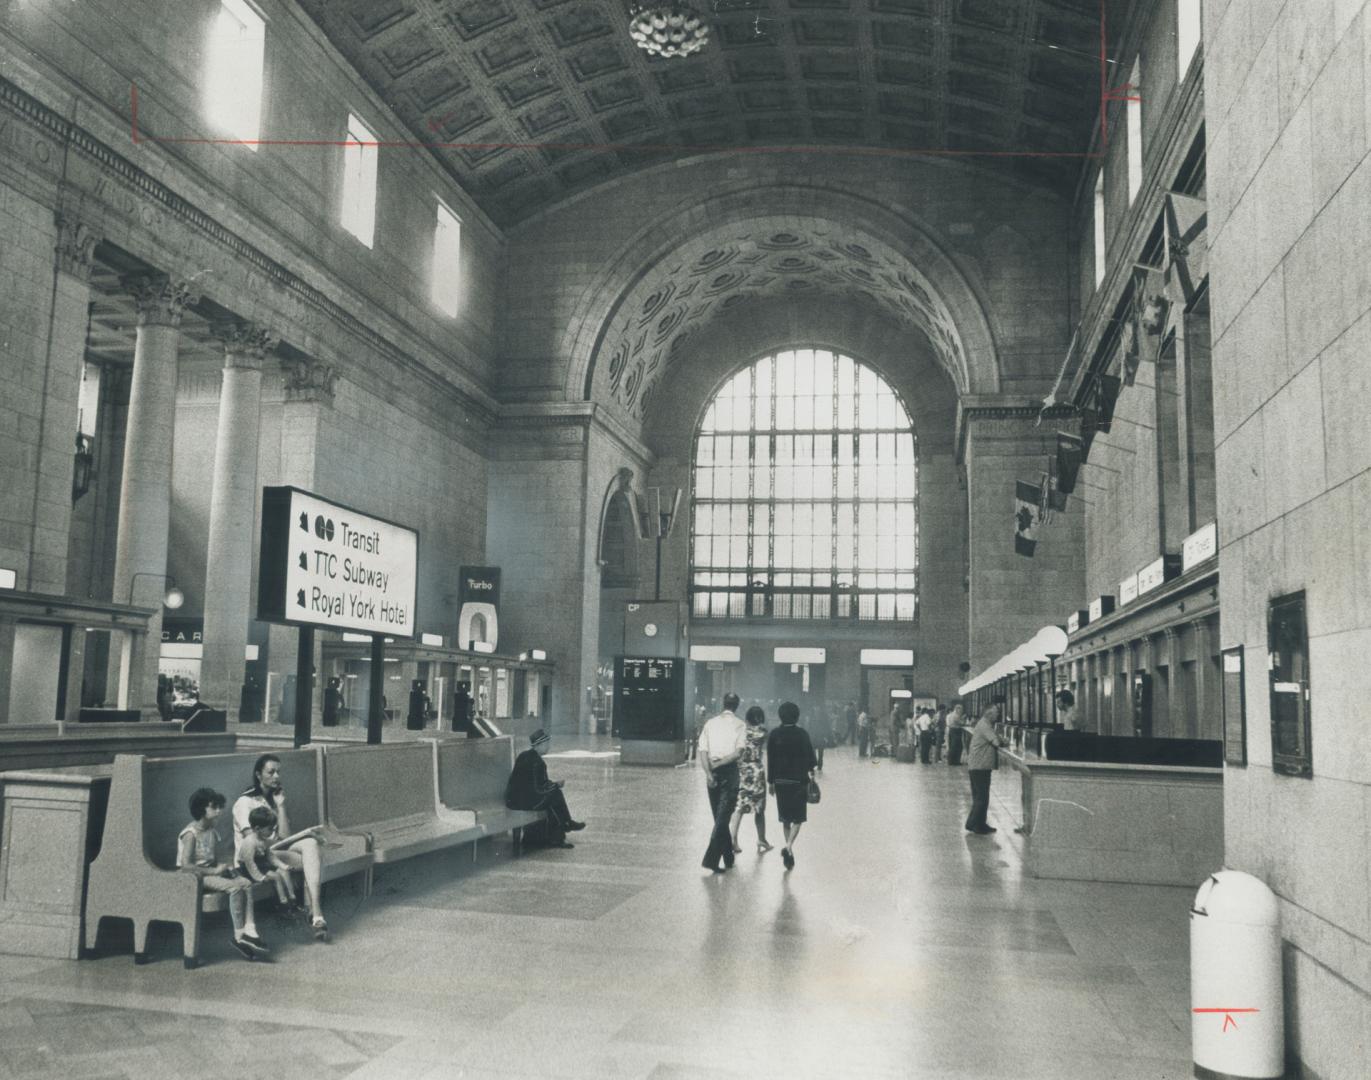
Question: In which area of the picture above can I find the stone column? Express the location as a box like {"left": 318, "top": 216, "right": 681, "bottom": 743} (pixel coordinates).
{"left": 26, "top": 213, "right": 100, "bottom": 595}
{"left": 1162, "top": 627, "right": 1182, "bottom": 739}
{"left": 1191, "top": 617, "right": 1213, "bottom": 740}
{"left": 110, "top": 274, "right": 199, "bottom": 713}
{"left": 200, "top": 321, "right": 277, "bottom": 720}
{"left": 264, "top": 356, "right": 337, "bottom": 724}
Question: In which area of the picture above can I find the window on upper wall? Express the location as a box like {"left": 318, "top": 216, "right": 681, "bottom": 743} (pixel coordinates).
{"left": 204, "top": 0, "right": 266, "bottom": 146}
{"left": 1093, "top": 170, "right": 1106, "bottom": 288}
{"left": 1127, "top": 58, "right": 1143, "bottom": 202}
{"left": 431, "top": 200, "right": 462, "bottom": 317}
{"left": 1178, "top": 0, "right": 1202, "bottom": 79}
{"left": 341, "top": 113, "right": 378, "bottom": 247}
{"left": 689, "top": 348, "right": 918, "bottom": 622}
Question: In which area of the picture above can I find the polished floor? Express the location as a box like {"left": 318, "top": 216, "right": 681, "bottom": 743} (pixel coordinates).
{"left": 0, "top": 743, "right": 1196, "bottom": 1079}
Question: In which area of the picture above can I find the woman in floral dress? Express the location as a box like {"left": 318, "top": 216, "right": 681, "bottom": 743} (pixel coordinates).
{"left": 730, "top": 705, "right": 774, "bottom": 854}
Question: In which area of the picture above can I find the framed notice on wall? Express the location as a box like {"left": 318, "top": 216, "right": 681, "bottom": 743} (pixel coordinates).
{"left": 257, "top": 486, "right": 419, "bottom": 638}
{"left": 1221, "top": 645, "right": 1246, "bottom": 767}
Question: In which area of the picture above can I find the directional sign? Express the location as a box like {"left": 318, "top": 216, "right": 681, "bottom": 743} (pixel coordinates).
{"left": 257, "top": 486, "right": 418, "bottom": 637}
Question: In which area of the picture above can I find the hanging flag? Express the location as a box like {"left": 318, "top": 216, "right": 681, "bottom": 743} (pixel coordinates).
{"left": 1056, "top": 432, "right": 1083, "bottom": 494}
{"left": 1165, "top": 191, "right": 1209, "bottom": 305}
{"left": 1124, "top": 264, "right": 1169, "bottom": 386}
{"left": 1014, "top": 480, "right": 1042, "bottom": 557}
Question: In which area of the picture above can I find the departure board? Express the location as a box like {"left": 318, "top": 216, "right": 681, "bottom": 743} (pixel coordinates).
{"left": 613, "top": 655, "right": 685, "bottom": 740}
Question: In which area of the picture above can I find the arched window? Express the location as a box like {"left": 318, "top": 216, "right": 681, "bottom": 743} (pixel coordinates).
{"left": 690, "top": 348, "right": 917, "bottom": 621}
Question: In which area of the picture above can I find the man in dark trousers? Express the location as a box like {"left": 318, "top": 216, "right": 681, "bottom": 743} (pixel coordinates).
{"left": 505, "top": 729, "right": 585, "bottom": 848}
{"left": 966, "top": 703, "right": 1009, "bottom": 835}
{"left": 697, "top": 692, "right": 746, "bottom": 872}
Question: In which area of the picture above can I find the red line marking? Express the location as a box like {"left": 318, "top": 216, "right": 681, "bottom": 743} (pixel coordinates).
{"left": 123, "top": 110, "right": 1108, "bottom": 161}
{"left": 127, "top": 10, "right": 1116, "bottom": 163}
{"left": 1192, "top": 1009, "right": 1259, "bottom": 1013}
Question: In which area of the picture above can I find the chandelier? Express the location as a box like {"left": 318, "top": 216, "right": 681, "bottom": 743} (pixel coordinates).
{"left": 628, "top": 3, "right": 710, "bottom": 58}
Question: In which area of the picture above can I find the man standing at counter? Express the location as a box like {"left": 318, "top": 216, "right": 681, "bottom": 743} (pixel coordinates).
{"left": 965, "top": 703, "right": 1009, "bottom": 835}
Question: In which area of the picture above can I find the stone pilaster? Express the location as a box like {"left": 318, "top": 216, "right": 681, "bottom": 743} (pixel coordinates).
{"left": 25, "top": 214, "right": 101, "bottom": 594}
{"left": 200, "top": 321, "right": 277, "bottom": 719}
{"left": 110, "top": 274, "right": 199, "bottom": 714}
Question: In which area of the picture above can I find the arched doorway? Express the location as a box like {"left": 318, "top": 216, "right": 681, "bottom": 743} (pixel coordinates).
{"left": 593, "top": 484, "right": 641, "bottom": 728}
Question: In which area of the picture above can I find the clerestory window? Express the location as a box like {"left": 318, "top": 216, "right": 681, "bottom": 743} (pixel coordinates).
{"left": 689, "top": 348, "right": 917, "bottom": 622}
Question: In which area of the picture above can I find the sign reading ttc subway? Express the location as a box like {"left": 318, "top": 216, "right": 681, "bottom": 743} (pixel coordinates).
{"left": 258, "top": 486, "right": 418, "bottom": 638}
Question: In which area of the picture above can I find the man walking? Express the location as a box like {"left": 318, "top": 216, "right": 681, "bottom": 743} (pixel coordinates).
{"left": 698, "top": 692, "right": 747, "bottom": 872}
{"left": 965, "top": 703, "right": 1009, "bottom": 835}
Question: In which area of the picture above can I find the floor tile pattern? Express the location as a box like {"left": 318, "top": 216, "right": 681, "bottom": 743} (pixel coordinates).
{"left": 0, "top": 744, "right": 1196, "bottom": 1079}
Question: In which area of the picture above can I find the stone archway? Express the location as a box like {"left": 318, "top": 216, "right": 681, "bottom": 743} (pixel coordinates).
{"left": 561, "top": 183, "right": 1002, "bottom": 432}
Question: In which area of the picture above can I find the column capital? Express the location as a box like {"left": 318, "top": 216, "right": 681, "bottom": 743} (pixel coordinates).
{"left": 280, "top": 355, "right": 340, "bottom": 405}
{"left": 121, "top": 274, "right": 201, "bottom": 328}
{"left": 211, "top": 320, "right": 279, "bottom": 370}
{"left": 54, "top": 213, "right": 100, "bottom": 281}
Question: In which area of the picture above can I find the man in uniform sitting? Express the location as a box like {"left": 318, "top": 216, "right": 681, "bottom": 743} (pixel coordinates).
{"left": 505, "top": 728, "right": 586, "bottom": 848}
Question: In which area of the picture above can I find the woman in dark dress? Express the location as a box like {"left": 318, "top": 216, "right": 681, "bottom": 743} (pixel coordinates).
{"left": 766, "top": 701, "right": 817, "bottom": 871}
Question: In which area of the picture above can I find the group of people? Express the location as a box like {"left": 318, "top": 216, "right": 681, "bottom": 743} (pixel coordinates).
{"left": 697, "top": 693, "right": 818, "bottom": 872}
{"left": 175, "top": 754, "right": 333, "bottom": 961}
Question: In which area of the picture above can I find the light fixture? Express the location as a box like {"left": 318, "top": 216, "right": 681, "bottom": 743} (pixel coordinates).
{"left": 628, "top": 2, "right": 709, "bottom": 58}
{"left": 164, "top": 584, "right": 185, "bottom": 610}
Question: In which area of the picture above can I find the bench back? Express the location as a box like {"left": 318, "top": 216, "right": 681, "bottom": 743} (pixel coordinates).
{"left": 140, "top": 748, "right": 323, "bottom": 870}
{"left": 322, "top": 742, "right": 437, "bottom": 830}
{"left": 435, "top": 736, "right": 515, "bottom": 811}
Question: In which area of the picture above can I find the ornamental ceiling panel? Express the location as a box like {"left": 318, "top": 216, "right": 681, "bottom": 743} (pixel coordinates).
{"left": 297, "top": 0, "right": 1126, "bottom": 226}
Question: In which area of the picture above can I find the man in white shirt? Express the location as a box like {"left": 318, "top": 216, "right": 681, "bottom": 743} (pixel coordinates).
{"left": 698, "top": 692, "right": 747, "bottom": 872}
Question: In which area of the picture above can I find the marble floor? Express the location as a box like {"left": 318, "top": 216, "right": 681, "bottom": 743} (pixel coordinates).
{"left": 0, "top": 743, "right": 1196, "bottom": 1080}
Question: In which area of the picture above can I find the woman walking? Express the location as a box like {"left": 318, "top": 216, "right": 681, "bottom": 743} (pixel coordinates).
{"left": 767, "top": 701, "right": 817, "bottom": 870}
{"left": 730, "top": 706, "right": 773, "bottom": 854}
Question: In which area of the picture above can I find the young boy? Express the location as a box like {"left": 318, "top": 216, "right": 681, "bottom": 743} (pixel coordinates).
{"left": 237, "top": 805, "right": 300, "bottom": 910}
{"left": 177, "top": 788, "right": 269, "bottom": 960}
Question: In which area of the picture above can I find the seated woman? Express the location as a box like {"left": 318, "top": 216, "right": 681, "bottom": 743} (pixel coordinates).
{"left": 233, "top": 754, "right": 330, "bottom": 941}
{"left": 505, "top": 729, "right": 585, "bottom": 848}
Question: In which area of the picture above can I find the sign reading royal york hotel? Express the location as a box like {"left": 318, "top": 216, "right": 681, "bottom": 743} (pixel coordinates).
{"left": 258, "top": 486, "right": 418, "bottom": 638}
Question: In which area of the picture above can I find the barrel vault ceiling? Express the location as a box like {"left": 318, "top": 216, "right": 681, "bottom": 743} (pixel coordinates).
{"left": 298, "top": 0, "right": 1126, "bottom": 226}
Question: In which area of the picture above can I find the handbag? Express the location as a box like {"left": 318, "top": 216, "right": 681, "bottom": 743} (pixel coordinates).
{"left": 806, "top": 777, "right": 821, "bottom": 804}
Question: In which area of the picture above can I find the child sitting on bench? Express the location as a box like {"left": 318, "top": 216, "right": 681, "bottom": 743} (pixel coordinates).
{"left": 237, "top": 805, "right": 300, "bottom": 911}
{"left": 177, "top": 788, "right": 269, "bottom": 961}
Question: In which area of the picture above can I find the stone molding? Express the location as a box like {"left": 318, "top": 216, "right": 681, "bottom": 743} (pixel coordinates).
{"left": 280, "top": 355, "right": 340, "bottom": 404}
{"left": 54, "top": 212, "right": 99, "bottom": 281}
{"left": 121, "top": 273, "right": 200, "bottom": 328}
{"left": 0, "top": 74, "right": 495, "bottom": 423}
{"left": 211, "top": 320, "right": 279, "bottom": 370}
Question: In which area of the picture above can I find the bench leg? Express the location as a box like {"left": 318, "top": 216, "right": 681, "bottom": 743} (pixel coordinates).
{"left": 183, "top": 911, "right": 202, "bottom": 970}
{"left": 83, "top": 915, "right": 103, "bottom": 955}
{"left": 132, "top": 920, "right": 151, "bottom": 964}
{"left": 471, "top": 838, "right": 478, "bottom": 864}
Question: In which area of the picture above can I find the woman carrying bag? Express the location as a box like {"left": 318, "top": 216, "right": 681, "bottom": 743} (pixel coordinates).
{"left": 766, "top": 701, "right": 818, "bottom": 871}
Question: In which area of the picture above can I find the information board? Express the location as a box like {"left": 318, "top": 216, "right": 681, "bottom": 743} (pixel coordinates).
{"left": 258, "top": 486, "right": 418, "bottom": 638}
{"left": 613, "top": 655, "right": 685, "bottom": 741}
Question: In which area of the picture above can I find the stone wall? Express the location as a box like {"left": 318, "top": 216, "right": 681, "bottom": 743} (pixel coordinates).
{"left": 1207, "top": 1, "right": 1371, "bottom": 1076}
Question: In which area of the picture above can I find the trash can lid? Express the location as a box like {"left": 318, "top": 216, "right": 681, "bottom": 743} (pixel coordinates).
{"left": 1192, "top": 869, "right": 1281, "bottom": 926}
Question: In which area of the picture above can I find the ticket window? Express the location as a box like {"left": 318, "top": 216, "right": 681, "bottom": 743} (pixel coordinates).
{"left": 476, "top": 666, "right": 492, "bottom": 718}
{"left": 526, "top": 670, "right": 540, "bottom": 718}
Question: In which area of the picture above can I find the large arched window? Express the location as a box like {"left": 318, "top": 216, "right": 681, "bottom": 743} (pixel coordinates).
{"left": 690, "top": 348, "right": 917, "bottom": 621}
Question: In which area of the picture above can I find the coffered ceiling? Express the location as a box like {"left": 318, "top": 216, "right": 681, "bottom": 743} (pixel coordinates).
{"left": 298, "top": 0, "right": 1125, "bottom": 226}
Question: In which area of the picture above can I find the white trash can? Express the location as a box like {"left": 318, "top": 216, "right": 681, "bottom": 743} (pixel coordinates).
{"left": 1190, "top": 870, "right": 1284, "bottom": 1079}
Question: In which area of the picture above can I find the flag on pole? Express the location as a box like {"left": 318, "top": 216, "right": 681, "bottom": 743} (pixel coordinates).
{"left": 1165, "top": 191, "right": 1208, "bottom": 305}
{"left": 1015, "top": 480, "right": 1042, "bottom": 557}
{"left": 1125, "top": 264, "right": 1169, "bottom": 385}
{"left": 1055, "top": 431, "right": 1083, "bottom": 494}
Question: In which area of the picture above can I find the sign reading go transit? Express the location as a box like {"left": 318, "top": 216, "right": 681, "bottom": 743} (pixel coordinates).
{"left": 258, "top": 486, "right": 418, "bottom": 638}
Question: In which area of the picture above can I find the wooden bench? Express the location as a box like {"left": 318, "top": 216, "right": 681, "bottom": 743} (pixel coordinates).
{"left": 434, "top": 736, "right": 544, "bottom": 852}
{"left": 320, "top": 742, "right": 480, "bottom": 879}
{"left": 83, "top": 749, "right": 372, "bottom": 967}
